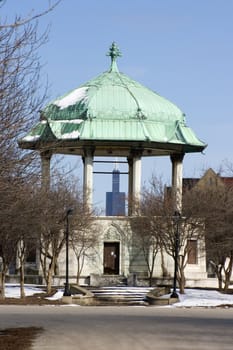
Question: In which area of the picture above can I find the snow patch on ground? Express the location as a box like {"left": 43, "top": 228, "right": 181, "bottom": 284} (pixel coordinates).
{"left": 5, "top": 284, "right": 45, "bottom": 299}
{"left": 46, "top": 290, "right": 64, "bottom": 300}
{"left": 4, "top": 284, "right": 233, "bottom": 307}
{"left": 173, "top": 288, "right": 233, "bottom": 308}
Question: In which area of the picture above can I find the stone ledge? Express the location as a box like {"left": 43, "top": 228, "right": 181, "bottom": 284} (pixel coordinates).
{"left": 146, "top": 287, "right": 179, "bottom": 306}
{"left": 146, "top": 293, "right": 179, "bottom": 305}
{"left": 70, "top": 284, "right": 95, "bottom": 305}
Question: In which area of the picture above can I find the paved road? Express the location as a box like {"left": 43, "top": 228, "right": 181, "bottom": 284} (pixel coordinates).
{"left": 0, "top": 305, "right": 232, "bottom": 350}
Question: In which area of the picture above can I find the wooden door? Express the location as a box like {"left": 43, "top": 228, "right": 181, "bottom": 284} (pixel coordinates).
{"left": 104, "top": 242, "right": 120, "bottom": 275}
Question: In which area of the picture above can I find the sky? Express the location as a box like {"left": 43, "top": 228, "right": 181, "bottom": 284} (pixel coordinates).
{"left": 2, "top": 0, "right": 233, "bottom": 209}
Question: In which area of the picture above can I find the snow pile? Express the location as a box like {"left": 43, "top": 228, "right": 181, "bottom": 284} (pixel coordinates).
{"left": 46, "top": 290, "right": 64, "bottom": 300}
{"left": 174, "top": 289, "right": 233, "bottom": 308}
{"left": 5, "top": 284, "right": 45, "bottom": 299}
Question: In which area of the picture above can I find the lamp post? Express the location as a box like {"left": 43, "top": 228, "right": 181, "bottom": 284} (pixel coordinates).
{"left": 63, "top": 208, "right": 73, "bottom": 297}
{"left": 170, "top": 210, "right": 181, "bottom": 299}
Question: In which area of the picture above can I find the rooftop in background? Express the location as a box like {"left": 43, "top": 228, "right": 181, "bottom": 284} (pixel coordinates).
{"left": 183, "top": 168, "right": 233, "bottom": 191}
{"left": 19, "top": 43, "right": 207, "bottom": 157}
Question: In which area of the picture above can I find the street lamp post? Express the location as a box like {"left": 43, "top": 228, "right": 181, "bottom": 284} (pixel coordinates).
{"left": 170, "top": 211, "right": 181, "bottom": 299}
{"left": 63, "top": 208, "right": 73, "bottom": 297}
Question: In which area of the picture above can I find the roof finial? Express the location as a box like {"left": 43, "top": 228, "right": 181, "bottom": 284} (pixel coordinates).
{"left": 107, "top": 42, "right": 122, "bottom": 72}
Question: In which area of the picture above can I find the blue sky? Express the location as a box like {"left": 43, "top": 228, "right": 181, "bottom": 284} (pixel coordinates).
{"left": 2, "top": 0, "right": 233, "bottom": 209}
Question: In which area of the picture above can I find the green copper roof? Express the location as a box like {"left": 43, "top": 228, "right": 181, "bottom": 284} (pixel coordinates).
{"left": 19, "top": 42, "right": 206, "bottom": 155}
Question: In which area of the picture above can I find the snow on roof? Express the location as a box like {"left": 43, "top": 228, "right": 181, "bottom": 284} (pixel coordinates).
{"left": 53, "top": 87, "right": 89, "bottom": 110}
{"left": 60, "top": 130, "right": 80, "bottom": 139}
{"left": 22, "top": 135, "right": 41, "bottom": 142}
{"left": 53, "top": 119, "right": 83, "bottom": 124}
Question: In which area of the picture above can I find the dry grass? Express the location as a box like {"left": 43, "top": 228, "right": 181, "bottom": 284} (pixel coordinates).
{"left": 0, "top": 327, "right": 43, "bottom": 350}
{"left": 0, "top": 291, "right": 64, "bottom": 305}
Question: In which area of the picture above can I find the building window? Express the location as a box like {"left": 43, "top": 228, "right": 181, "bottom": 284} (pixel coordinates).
{"left": 187, "top": 240, "right": 197, "bottom": 264}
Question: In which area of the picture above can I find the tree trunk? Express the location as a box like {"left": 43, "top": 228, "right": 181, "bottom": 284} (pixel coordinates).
{"left": 0, "top": 271, "right": 6, "bottom": 299}
{"left": 149, "top": 271, "right": 153, "bottom": 287}
{"left": 223, "top": 253, "right": 233, "bottom": 293}
{"left": 46, "top": 255, "right": 57, "bottom": 294}
{"left": 76, "top": 271, "right": 80, "bottom": 285}
{"left": 178, "top": 276, "right": 185, "bottom": 294}
{"left": 160, "top": 249, "right": 169, "bottom": 277}
{"left": 178, "top": 264, "right": 186, "bottom": 294}
{"left": 216, "top": 266, "right": 223, "bottom": 291}
{"left": 148, "top": 251, "right": 157, "bottom": 287}
{"left": 40, "top": 250, "right": 55, "bottom": 294}
{"left": 76, "top": 256, "right": 80, "bottom": 285}
{"left": 20, "top": 263, "right": 25, "bottom": 298}
{"left": 40, "top": 249, "right": 48, "bottom": 285}
{"left": 76, "top": 255, "right": 85, "bottom": 285}
{"left": 46, "top": 267, "right": 53, "bottom": 294}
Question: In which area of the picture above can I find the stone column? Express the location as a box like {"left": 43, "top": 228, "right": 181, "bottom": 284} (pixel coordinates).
{"left": 127, "top": 156, "right": 133, "bottom": 216}
{"left": 41, "top": 151, "right": 52, "bottom": 192}
{"left": 128, "top": 150, "right": 142, "bottom": 215}
{"left": 83, "top": 147, "right": 95, "bottom": 210}
{"left": 170, "top": 153, "right": 184, "bottom": 213}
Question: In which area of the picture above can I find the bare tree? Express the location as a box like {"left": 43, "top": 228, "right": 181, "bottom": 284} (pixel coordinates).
{"left": 0, "top": 0, "right": 63, "bottom": 190}
{"left": 0, "top": 18, "right": 48, "bottom": 165}
{"left": 0, "top": 195, "right": 18, "bottom": 299}
{"left": 13, "top": 179, "right": 41, "bottom": 298}
{"left": 0, "top": 2, "right": 49, "bottom": 250}
{"left": 0, "top": 1, "right": 61, "bottom": 29}
{"left": 37, "top": 176, "right": 79, "bottom": 294}
{"left": 70, "top": 208, "right": 99, "bottom": 285}
{"left": 0, "top": 174, "right": 39, "bottom": 299}
{"left": 137, "top": 175, "right": 205, "bottom": 293}
{"left": 163, "top": 214, "right": 205, "bottom": 294}
{"left": 36, "top": 173, "right": 98, "bottom": 293}
{"left": 130, "top": 217, "right": 162, "bottom": 286}
{"left": 0, "top": 0, "right": 60, "bottom": 298}
{"left": 131, "top": 176, "right": 169, "bottom": 286}
{"left": 156, "top": 181, "right": 207, "bottom": 294}
{"left": 189, "top": 176, "right": 233, "bottom": 292}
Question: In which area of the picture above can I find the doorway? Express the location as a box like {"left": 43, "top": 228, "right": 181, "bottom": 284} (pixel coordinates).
{"left": 104, "top": 242, "right": 120, "bottom": 275}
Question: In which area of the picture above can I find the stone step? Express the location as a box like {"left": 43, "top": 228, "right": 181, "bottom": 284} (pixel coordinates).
{"left": 90, "top": 287, "right": 153, "bottom": 305}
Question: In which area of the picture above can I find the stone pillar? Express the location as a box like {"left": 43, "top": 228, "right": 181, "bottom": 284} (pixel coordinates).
{"left": 170, "top": 153, "right": 184, "bottom": 213}
{"left": 41, "top": 151, "right": 52, "bottom": 192}
{"left": 83, "top": 147, "right": 95, "bottom": 210}
{"left": 127, "top": 156, "right": 133, "bottom": 216}
{"left": 128, "top": 150, "right": 142, "bottom": 215}
{"left": 132, "top": 155, "right": 142, "bottom": 208}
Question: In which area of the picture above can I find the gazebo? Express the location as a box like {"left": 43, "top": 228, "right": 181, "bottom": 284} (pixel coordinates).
{"left": 19, "top": 42, "right": 206, "bottom": 215}
{"left": 19, "top": 42, "right": 208, "bottom": 284}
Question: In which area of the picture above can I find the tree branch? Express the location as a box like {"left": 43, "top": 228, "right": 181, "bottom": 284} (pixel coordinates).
{"left": 0, "top": 0, "right": 62, "bottom": 29}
